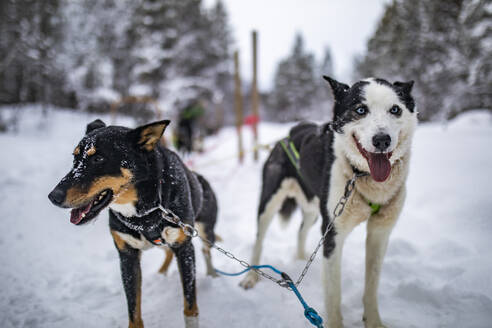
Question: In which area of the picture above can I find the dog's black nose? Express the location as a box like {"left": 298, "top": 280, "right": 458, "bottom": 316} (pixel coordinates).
{"left": 372, "top": 133, "right": 391, "bottom": 152}
{"left": 48, "top": 188, "right": 66, "bottom": 206}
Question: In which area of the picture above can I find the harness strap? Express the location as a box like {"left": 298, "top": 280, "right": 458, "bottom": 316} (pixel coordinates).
{"left": 114, "top": 150, "right": 169, "bottom": 246}
{"left": 280, "top": 138, "right": 302, "bottom": 176}
{"left": 114, "top": 210, "right": 169, "bottom": 245}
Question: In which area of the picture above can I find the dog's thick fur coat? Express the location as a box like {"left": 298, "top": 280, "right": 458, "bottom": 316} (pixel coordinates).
{"left": 49, "top": 120, "right": 219, "bottom": 328}
{"left": 240, "top": 77, "right": 417, "bottom": 328}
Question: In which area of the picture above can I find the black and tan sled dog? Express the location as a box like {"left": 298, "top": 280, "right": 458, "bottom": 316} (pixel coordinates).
{"left": 49, "top": 119, "right": 218, "bottom": 328}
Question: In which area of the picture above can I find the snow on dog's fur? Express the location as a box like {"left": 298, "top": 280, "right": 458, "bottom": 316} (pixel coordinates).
{"left": 240, "top": 77, "right": 417, "bottom": 328}
{"left": 49, "top": 120, "right": 220, "bottom": 328}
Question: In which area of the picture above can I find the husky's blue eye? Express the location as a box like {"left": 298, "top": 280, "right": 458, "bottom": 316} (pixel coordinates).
{"left": 390, "top": 105, "right": 402, "bottom": 116}
{"left": 355, "top": 106, "right": 367, "bottom": 115}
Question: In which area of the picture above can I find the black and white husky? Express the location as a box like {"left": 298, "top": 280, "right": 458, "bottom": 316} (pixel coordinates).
{"left": 240, "top": 77, "right": 417, "bottom": 328}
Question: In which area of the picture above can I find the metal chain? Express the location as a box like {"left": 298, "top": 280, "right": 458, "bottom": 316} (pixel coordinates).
{"left": 153, "top": 172, "right": 362, "bottom": 290}
{"left": 199, "top": 235, "right": 289, "bottom": 288}
{"left": 155, "top": 205, "right": 288, "bottom": 287}
{"left": 294, "top": 172, "right": 361, "bottom": 286}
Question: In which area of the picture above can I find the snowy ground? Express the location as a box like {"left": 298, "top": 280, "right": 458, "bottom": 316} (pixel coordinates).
{"left": 1, "top": 106, "right": 492, "bottom": 328}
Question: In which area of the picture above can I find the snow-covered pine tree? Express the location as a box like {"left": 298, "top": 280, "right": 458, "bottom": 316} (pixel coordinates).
{"left": 60, "top": 0, "right": 136, "bottom": 112}
{"left": 0, "top": 0, "right": 67, "bottom": 107}
{"left": 355, "top": 0, "right": 491, "bottom": 121}
{"left": 450, "top": 0, "right": 491, "bottom": 118}
{"left": 129, "top": 0, "right": 175, "bottom": 98}
{"left": 129, "top": 0, "right": 234, "bottom": 122}
{"left": 0, "top": 0, "right": 22, "bottom": 104}
{"left": 206, "top": 0, "right": 233, "bottom": 102}
{"left": 268, "top": 33, "right": 319, "bottom": 122}
{"left": 316, "top": 46, "right": 335, "bottom": 119}
{"left": 200, "top": 0, "right": 234, "bottom": 128}
{"left": 1, "top": 0, "right": 235, "bottom": 123}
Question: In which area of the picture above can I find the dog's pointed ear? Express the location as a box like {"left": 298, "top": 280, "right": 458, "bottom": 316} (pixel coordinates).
{"left": 323, "top": 76, "right": 350, "bottom": 101}
{"left": 85, "top": 119, "right": 106, "bottom": 135}
{"left": 131, "top": 120, "right": 170, "bottom": 151}
{"left": 393, "top": 80, "right": 414, "bottom": 95}
{"left": 393, "top": 80, "right": 415, "bottom": 112}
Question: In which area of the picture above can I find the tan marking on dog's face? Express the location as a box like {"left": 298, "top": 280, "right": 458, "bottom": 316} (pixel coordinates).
{"left": 113, "top": 185, "right": 138, "bottom": 205}
{"left": 111, "top": 230, "right": 126, "bottom": 250}
{"left": 183, "top": 297, "right": 199, "bottom": 317}
{"left": 65, "top": 168, "right": 133, "bottom": 207}
{"left": 86, "top": 146, "right": 96, "bottom": 156}
{"left": 73, "top": 146, "right": 80, "bottom": 156}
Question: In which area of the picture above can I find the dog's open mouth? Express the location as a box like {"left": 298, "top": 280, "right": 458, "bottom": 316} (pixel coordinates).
{"left": 353, "top": 135, "right": 392, "bottom": 182}
{"left": 70, "top": 189, "right": 113, "bottom": 225}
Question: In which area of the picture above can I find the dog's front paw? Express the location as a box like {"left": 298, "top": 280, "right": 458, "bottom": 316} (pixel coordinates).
{"left": 363, "top": 315, "right": 387, "bottom": 328}
{"left": 364, "top": 323, "right": 387, "bottom": 328}
{"left": 239, "top": 271, "right": 259, "bottom": 289}
{"left": 185, "top": 315, "right": 199, "bottom": 328}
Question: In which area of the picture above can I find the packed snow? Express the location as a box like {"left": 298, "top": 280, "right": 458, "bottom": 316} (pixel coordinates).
{"left": 1, "top": 106, "right": 492, "bottom": 327}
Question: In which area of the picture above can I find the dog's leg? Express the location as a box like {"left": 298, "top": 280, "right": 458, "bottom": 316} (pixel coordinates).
{"left": 201, "top": 243, "right": 217, "bottom": 277}
{"left": 297, "top": 209, "right": 318, "bottom": 259}
{"left": 158, "top": 247, "right": 174, "bottom": 275}
{"left": 363, "top": 191, "right": 403, "bottom": 328}
{"left": 195, "top": 222, "right": 218, "bottom": 277}
{"left": 194, "top": 175, "right": 219, "bottom": 277}
{"left": 323, "top": 230, "right": 347, "bottom": 328}
{"left": 362, "top": 219, "right": 391, "bottom": 328}
{"left": 240, "top": 160, "right": 287, "bottom": 289}
{"left": 322, "top": 162, "right": 376, "bottom": 328}
{"left": 239, "top": 193, "right": 282, "bottom": 289}
{"left": 174, "top": 241, "right": 199, "bottom": 328}
{"left": 111, "top": 231, "right": 144, "bottom": 328}
{"left": 323, "top": 189, "right": 369, "bottom": 328}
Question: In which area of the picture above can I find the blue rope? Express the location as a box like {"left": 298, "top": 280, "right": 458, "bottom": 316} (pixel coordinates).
{"left": 287, "top": 281, "right": 324, "bottom": 328}
{"left": 215, "top": 265, "right": 324, "bottom": 328}
{"left": 215, "top": 264, "right": 282, "bottom": 276}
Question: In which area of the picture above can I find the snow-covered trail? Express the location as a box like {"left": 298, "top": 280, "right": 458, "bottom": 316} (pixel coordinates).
{"left": 1, "top": 107, "right": 491, "bottom": 327}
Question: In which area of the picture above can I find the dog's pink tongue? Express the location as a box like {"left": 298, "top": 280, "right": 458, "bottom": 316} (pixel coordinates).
{"left": 368, "top": 153, "right": 391, "bottom": 182}
{"left": 70, "top": 203, "right": 91, "bottom": 225}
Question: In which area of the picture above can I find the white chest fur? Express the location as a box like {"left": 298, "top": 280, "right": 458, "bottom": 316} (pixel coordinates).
{"left": 109, "top": 202, "right": 137, "bottom": 217}
{"left": 114, "top": 231, "right": 153, "bottom": 250}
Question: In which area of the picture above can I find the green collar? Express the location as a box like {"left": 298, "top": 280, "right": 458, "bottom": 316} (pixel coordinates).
{"left": 368, "top": 201, "right": 381, "bottom": 215}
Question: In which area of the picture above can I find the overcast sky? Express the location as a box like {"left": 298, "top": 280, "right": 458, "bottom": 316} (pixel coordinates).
{"left": 204, "top": 0, "right": 390, "bottom": 90}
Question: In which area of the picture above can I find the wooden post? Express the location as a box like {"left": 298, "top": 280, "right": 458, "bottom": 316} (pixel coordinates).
{"left": 251, "top": 30, "right": 259, "bottom": 161}
{"left": 215, "top": 101, "right": 224, "bottom": 132}
{"left": 234, "top": 50, "right": 244, "bottom": 163}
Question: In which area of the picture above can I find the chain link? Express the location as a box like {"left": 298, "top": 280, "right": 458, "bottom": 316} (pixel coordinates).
{"left": 154, "top": 173, "right": 362, "bottom": 290}
{"left": 294, "top": 172, "right": 360, "bottom": 286}
{"left": 154, "top": 205, "right": 287, "bottom": 287}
